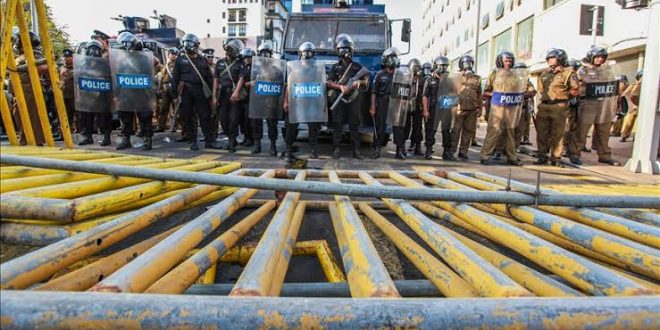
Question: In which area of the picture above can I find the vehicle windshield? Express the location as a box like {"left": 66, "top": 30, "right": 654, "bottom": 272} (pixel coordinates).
{"left": 284, "top": 16, "right": 387, "bottom": 53}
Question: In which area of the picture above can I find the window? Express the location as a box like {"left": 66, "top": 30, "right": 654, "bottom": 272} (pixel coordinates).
{"left": 509, "top": 0, "right": 514, "bottom": 11}
{"left": 481, "top": 13, "right": 489, "bottom": 29}
{"left": 466, "top": 0, "right": 470, "bottom": 10}
{"left": 228, "top": 10, "right": 236, "bottom": 22}
{"left": 476, "top": 41, "right": 489, "bottom": 76}
{"left": 493, "top": 28, "right": 512, "bottom": 57}
{"left": 495, "top": 1, "right": 505, "bottom": 20}
{"left": 544, "top": 0, "right": 566, "bottom": 10}
{"left": 223, "top": 26, "right": 226, "bottom": 34}
{"left": 239, "top": 10, "right": 247, "bottom": 22}
{"left": 222, "top": 12, "right": 226, "bottom": 19}
{"left": 228, "top": 25, "right": 237, "bottom": 37}
{"left": 458, "top": 8, "right": 462, "bottom": 18}
{"left": 516, "top": 16, "right": 533, "bottom": 61}
{"left": 579, "top": 5, "right": 604, "bottom": 36}
{"left": 464, "top": 29, "right": 469, "bottom": 41}
{"left": 239, "top": 25, "right": 246, "bottom": 36}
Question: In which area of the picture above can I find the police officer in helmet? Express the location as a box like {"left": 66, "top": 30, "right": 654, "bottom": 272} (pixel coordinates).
{"left": 422, "top": 62, "right": 433, "bottom": 80}
{"left": 213, "top": 38, "right": 245, "bottom": 152}
{"left": 449, "top": 54, "right": 481, "bottom": 160}
{"left": 405, "top": 58, "right": 425, "bottom": 156}
{"left": 172, "top": 33, "right": 222, "bottom": 150}
{"left": 327, "top": 34, "right": 369, "bottom": 159}
{"left": 422, "top": 55, "right": 455, "bottom": 160}
{"left": 155, "top": 47, "right": 179, "bottom": 133}
{"left": 78, "top": 40, "right": 114, "bottom": 146}
{"left": 370, "top": 47, "right": 401, "bottom": 159}
{"left": 250, "top": 41, "right": 280, "bottom": 156}
{"left": 233, "top": 47, "right": 256, "bottom": 152}
{"left": 257, "top": 42, "right": 274, "bottom": 58}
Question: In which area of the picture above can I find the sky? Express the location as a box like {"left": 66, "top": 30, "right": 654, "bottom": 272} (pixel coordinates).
{"left": 47, "top": 0, "right": 422, "bottom": 58}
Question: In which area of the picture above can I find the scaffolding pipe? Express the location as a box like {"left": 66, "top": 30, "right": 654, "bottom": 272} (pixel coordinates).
{"left": 1, "top": 291, "right": 658, "bottom": 329}
{"left": 2, "top": 155, "right": 658, "bottom": 208}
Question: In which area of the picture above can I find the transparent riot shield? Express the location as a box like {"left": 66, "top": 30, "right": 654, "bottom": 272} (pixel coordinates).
{"left": 109, "top": 48, "right": 156, "bottom": 113}
{"left": 433, "top": 73, "right": 461, "bottom": 130}
{"left": 249, "top": 57, "right": 286, "bottom": 120}
{"left": 490, "top": 68, "right": 529, "bottom": 128}
{"left": 287, "top": 60, "right": 327, "bottom": 124}
{"left": 578, "top": 64, "right": 619, "bottom": 124}
{"left": 386, "top": 69, "right": 412, "bottom": 127}
{"left": 73, "top": 54, "right": 112, "bottom": 113}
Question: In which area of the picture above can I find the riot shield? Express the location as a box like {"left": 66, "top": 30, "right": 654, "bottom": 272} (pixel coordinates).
{"left": 578, "top": 64, "right": 619, "bottom": 124}
{"left": 249, "top": 57, "right": 286, "bottom": 120}
{"left": 490, "top": 68, "right": 529, "bottom": 128}
{"left": 287, "top": 60, "right": 327, "bottom": 124}
{"left": 73, "top": 54, "right": 112, "bottom": 113}
{"left": 386, "top": 69, "right": 412, "bottom": 127}
{"left": 433, "top": 73, "right": 461, "bottom": 130}
{"left": 109, "top": 48, "right": 156, "bottom": 113}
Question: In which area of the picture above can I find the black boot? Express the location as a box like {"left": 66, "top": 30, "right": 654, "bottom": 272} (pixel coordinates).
{"left": 285, "top": 144, "right": 295, "bottom": 162}
{"left": 205, "top": 140, "right": 224, "bottom": 149}
{"left": 269, "top": 140, "right": 277, "bottom": 157}
{"left": 142, "top": 137, "right": 152, "bottom": 150}
{"left": 78, "top": 134, "right": 93, "bottom": 146}
{"left": 413, "top": 142, "right": 423, "bottom": 156}
{"left": 332, "top": 147, "right": 341, "bottom": 159}
{"left": 228, "top": 139, "right": 237, "bottom": 153}
{"left": 442, "top": 149, "right": 455, "bottom": 160}
{"left": 371, "top": 146, "right": 381, "bottom": 159}
{"left": 425, "top": 147, "right": 433, "bottom": 160}
{"left": 251, "top": 140, "right": 262, "bottom": 154}
{"left": 310, "top": 145, "right": 318, "bottom": 159}
{"left": 395, "top": 147, "right": 405, "bottom": 160}
{"left": 116, "top": 136, "right": 132, "bottom": 150}
{"left": 534, "top": 157, "right": 548, "bottom": 165}
{"left": 100, "top": 133, "right": 111, "bottom": 146}
{"left": 190, "top": 140, "right": 199, "bottom": 150}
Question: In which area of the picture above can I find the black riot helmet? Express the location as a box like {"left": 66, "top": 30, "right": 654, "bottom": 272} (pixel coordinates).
{"left": 182, "top": 33, "right": 200, "bottom": 54}
{"left": 117, "top": 31, "right": 143, "bottom": 51}
{"left": 636, "top": 69, "right": 643, "bottom": 80}
{"left": 422, "top": 62, "right": 433, "bottom": 77}
{"left": 586, "top": 46, "right": 608, "bottom": 65}
{"left": 545, "top": 48, "right": 568, "bottom": 67}
{"left": 335, "top": 34, "right": 354, "bottom": 60}
{"left": 495, "top": 51, "right": 515, "bottom": 69}
{"left": 568, "top": 58, "right": 581, "bottom": 71}
{"left": 85, "top": 40, "right": 104, "bottom": 58}
{"left": 13, "top": 29, "right": 41, "bottom": 52}
{"left": 62, "top": 48, "right": 74, "bottom": 58}
{"left": 167, "top": 47, "right": 180, "bottom": 56}
{"left": 616, "top": 75, "right": 628, "bottom": 84}
{"left": 257, "top": 42, "right": 273, "bottom": 58}
{"left": 298, "top": 42, "right": 316, "bottom": 60}
{"left": 458, "top": 55, "right": 474, "bottom": 71}
{"left": 75, "top": 41, "right": 88, "bottom": 55}
{"left": 433, "top": 56, "right": 450, "bottom": 74}
{"left": 513, "top": 62, "right": 527, "bottom": 69}
{"left": 224, "top": 38, "right": 245, "bottom": 60}
{"left": 408, "top": 58, "right": 421, "bottom": 75}
{"left": 381, "top": 47, "right": 400, "bottom": 69}
{"left": 240, "top": 47, "right": 256, "bottom": 66}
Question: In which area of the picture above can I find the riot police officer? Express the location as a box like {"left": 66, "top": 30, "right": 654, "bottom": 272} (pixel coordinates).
{"left": 610, "top": 74, "right": 629, "bottom": 137}
{"left": 620, "top": 70, "right": 642, "bottom": 142}
{"left": 283, "top": 42, "right": 322, "bottom": 161}
{"left": 481, "top": 51, "right": 535, "bottom": 165}
{"left": 155, "top": 47, "right": 179, "bottom": 132}
{"left": 568, "top": 46, "right": 620, "bottom": 166}
{"left": 422, "top": 55, "right": 456, "bottom": 160}
{"left": 534, "top": 48, "right": 579, "bottom": 166}
{"left": 202, "top": 48, "right": 215, "bottom": 67}
{"left": 450, "top": 55, "right": 481, "bottom": 160}
{"left": 370, "top": 48, "right": 400, "bottom": 159}
{"left": 233, "top": 47, "right": 257, "bottom": 152}
{"left": 563, "top": 58, "right": 582, "bottom": 155}
{"left": 172, "top": 33, "right": 223, "bottom": 150}
{"left": 514, "top": 62, "right": 534, "bottom": 146}
{"left": 213, "top": 39, "right": 245, "bottom": 152}
{"left": 405, "top": 58, "right": 425, "bottom": 156}
{"left": 327, "top": 34, "right": 369, "bottom": 159}
{"left": 113, "top": 32, "right": 154, "bottom": 150}
{"left": 60, "top": 48, "right": 77, "bottom": 134}
{"left": 421, "top": 62, "right": 433, "bottom": 80}
{"left": 76, "top": 40, "right": 113, "bottom": 146}
{"left": 251, "top": 41, "right": 280, "bottom": 156}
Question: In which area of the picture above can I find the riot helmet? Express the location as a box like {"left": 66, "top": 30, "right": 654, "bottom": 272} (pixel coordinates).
{"left": 13, "top": 29, "right": 41, "bottom": 52}
{"left": 240, "top": 47, "right": 256, "bottom": 66}
{"left": 257, "top": 42, "right": 273, "bottom": 58}
{"left": 298, "top": 42, "right": 316, "bottom": 60}
{"left": 422, "top": 62, "right": 433, "bottom": 77}
{"left": 458, "top": 55, "right": 474, "bottom": 71}
{"left": 167, "top": 47, "right": 180, "bottom": 56}
{"left": 224, "top": 38, "right": 245, "bottom": 60}
{"left": 495, "top": 51, "right": 515, "bottom": 69}
{"left": 636, "top": 70, "right": 643, "bottom": 81}
{"left": 75, "top": 41, "right": 88, "bottom": 55}
{"left": 568, "top": 58, "right": 582, "bottom": 71}
{"left": 408, "top": 58, "right": 421, "bottom": 75}
{"left": 182, "top": 33, "right": 200, "bottom": 54}
{"left": 85, "top": 40, "right": 104, "bottom": 58}
{"left": 117, "top": 31, "right": 143, "bottom": 51}
{"left": 433, "top": 56, "right": 450, "bottom": 74}
{"left": 513, "top": 62, "right": 527, "bottom": 69}
{"left": 381, "top": 47, "right": 400, "bottom": 69}
{"left": 615, "top": 75, "right": 628, "bottom": 84}
{"left": 586, "top": 46, "right": 608, "bottom": 65}
{"left": 335, "top": 35, "right": 354, "bottom": 60}
{"left": 62, "top": 48, "right": 74, "bottom": 58}
{"left": 545, "top": 48, "right": 568, "bottom": 67}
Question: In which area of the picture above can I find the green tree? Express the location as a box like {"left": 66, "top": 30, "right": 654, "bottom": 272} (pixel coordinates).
{"left": 19, "top": 0, "right": 72, "bottom": 58}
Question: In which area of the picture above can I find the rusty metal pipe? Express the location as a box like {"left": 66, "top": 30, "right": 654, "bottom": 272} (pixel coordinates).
{"left": 2, "top": 155, "right": 658, "bottom": 208}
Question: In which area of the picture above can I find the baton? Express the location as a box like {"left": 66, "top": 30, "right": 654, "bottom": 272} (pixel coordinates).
{"left": 371, "top": 115, "right": 378, "bottom": 142}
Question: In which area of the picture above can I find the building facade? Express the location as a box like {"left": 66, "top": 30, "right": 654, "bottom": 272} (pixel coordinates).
{"left": 420, "top": 0, "right": 649, "bottom": 79}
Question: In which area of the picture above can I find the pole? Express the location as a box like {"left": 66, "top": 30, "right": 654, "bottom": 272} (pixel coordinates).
{"left": 30, "top": 0, "right": 39, "bottom": 34}
{"left": 590, "top": 5, "right": 599, "bottom": 46}
{"left": 625, "top": 0, "right": 660, "bottom": 174}
{"left": 473, "top": 0, "right": 482, "bottom": 73}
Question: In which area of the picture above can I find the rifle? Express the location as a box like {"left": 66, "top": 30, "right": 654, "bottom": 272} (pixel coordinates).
{"left": 330, "top": 67, "right": 370, "bottom": 111}
{"left": 170, "top": 82, "right": 184, "bottom": 132}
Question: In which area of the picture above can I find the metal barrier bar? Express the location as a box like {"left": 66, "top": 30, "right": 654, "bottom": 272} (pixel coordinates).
{"left": 145, "top": 201, "right": 276, "bottom": 294}
{"left": 5, "top": 55, "right": 35, "bottom": 145}
{"left": 0, "top": 0, "right": 19, "bottom": 146}
{"left": 34, "top": 0, "right": 74, "bottom": 148}
{"left": 2, "top": 155, "right": 659, "bottom": 208}
{"left": 229, "top": 172, "right": 305, "bottom": 296}
{"left": 596, "top": 208, "right": 660, "bottom": 227}
{"left": 391, "top": 172, "right": 654, "bottom": 296}
{"left": 239, "top": 169, "right": 421, "bottom": 178}
{"left": 1, "top": 291, "right": 658, "bottom": 329}
{"left": 328, "top": 171, "right": 400, "bottom": 298}
{"left": 447, "top": 172, "right": 660, "bottom": 249}
{"left": 358, "top": 203, "right": 478, "bottom": 297}
{"left": 34, "top": 226, "right": 182, "bottom": 291}
{"left": 89, "top": 170, "right": 276, "bottom": 293}
{"left": 270, "top": 202, "right": 307, "bottom": 296}
{"left": 13, "top": 0, "right": 54, "bottom": 146}
{"left": 0, "top": 72, "right": 20, "bottom": 145}
{"left": 245, "top": 199, "right": 390, "bottom": 210}
{"left": 0, "top": 182, "right": 225, "bottom": 289}
{"left": 359, "top": 172, "right": 530, "bottom": 297}
{"left": 440, "top": 172, "right": 660, "bottom": 280}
